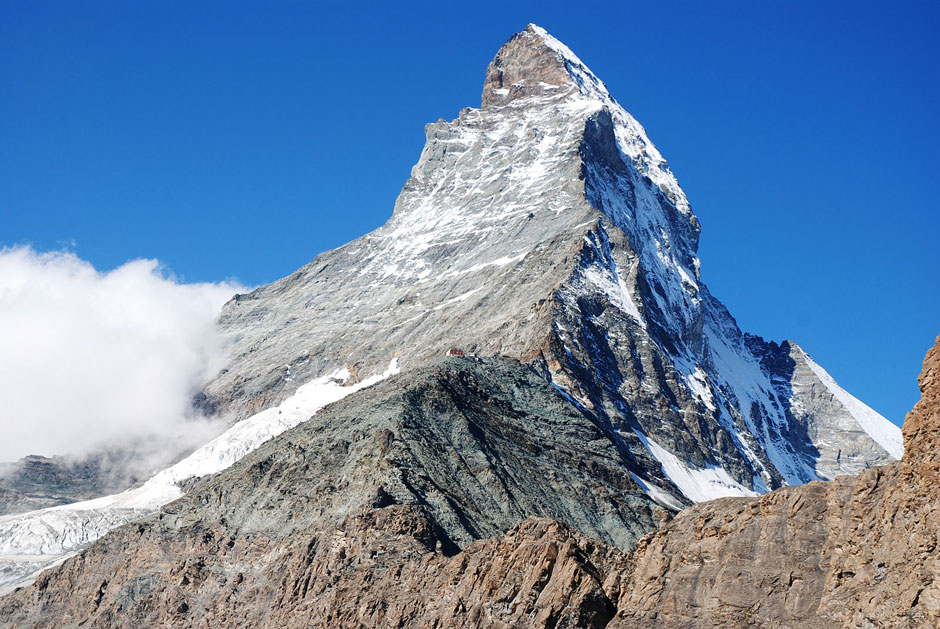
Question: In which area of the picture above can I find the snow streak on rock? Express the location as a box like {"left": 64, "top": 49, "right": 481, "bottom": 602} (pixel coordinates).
{"left": 631, "top": 429, "right": 758, "bottom": 503}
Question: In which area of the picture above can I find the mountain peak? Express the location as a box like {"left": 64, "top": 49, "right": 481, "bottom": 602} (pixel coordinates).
{"left": 481, "top": 24, "right": 609, "bottom": 108}
{"left": 0, "top": 24, "right": 908, "bottom": 605}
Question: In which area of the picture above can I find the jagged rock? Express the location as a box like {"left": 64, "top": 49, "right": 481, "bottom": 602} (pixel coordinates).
{"left": 0, "top": 506, "right": 631, "bottom": 628}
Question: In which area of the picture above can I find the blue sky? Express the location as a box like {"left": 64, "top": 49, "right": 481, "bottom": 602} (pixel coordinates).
{"left": 2, "top": 1, "right": 937, "bottom": 426}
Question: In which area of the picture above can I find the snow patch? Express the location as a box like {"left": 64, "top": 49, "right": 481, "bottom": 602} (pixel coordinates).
{"left": 631, "top": 429, "right": 758, "bottom": 503}
{"left": 628, "top": 472, "right": 685, "bottom": 510}
{"left": 684, "top": 366, "right": 716, "bottom": 411}
{"left": 443, "top": 253, "right": 526, "bottom": 279}
{"left": 579, "top": 230, "right": 646, "bottom": 328}
{"left": 432, "top": 287, "right": 483, "bottom": 311}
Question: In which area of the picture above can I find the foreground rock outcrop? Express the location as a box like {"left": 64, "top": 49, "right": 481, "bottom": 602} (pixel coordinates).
{"left": 4, "top": 508, "right": 633, "bottom": 628}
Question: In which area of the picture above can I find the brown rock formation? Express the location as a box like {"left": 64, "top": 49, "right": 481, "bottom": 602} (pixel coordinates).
{"left": 481, "top": 24, "right": 577, "bottom": 108}
{"left": 612, "top": 334, "right": 940, "bottom": 628}
{"left": 901, "top": 335, "right": 940, "bottom": 479}
{"left": 0, "top": 506, "right": 632, "bottom": 628}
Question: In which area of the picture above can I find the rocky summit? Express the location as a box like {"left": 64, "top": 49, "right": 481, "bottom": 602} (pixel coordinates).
{"left": 0, "top": 24, "right": 916, "bottom": 627}
{"left": 202, "top": 24, "right": 901, "bottom": 494}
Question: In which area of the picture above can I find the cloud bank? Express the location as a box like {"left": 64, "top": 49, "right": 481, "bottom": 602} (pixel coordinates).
{"left": 0, "top": 246, "right": 245, "bottom": 463}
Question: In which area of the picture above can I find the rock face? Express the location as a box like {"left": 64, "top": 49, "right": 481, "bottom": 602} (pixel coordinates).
{"left": 610, "top": 334, "right": 940, "bottom": 627}
{"left": 2, "top": 508, "right": 633, "bottom": 629}
{"left": 160, "top": 357, "right": 666, "bottom": 553}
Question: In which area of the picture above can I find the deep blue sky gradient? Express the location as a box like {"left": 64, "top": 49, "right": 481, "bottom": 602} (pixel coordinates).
{"left": 2, "top": 1, "right": 937, "bottom": 425}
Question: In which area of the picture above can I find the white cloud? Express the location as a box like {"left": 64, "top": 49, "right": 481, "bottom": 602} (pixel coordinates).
{"left": 0, "top": 246, "right": 245, "bottom": 463}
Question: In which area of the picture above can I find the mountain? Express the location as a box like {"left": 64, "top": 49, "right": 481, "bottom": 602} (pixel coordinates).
{"left": 0, "top": 439, "right": 206, "bottom": 517}
{"left": 201, "top": 23, "right": 901, "bottom": 495}
{"left": 0, "top": 24, "right": 902, "bottom": 608}
{"left": 0, "top": 455, "right": 141, "bottom": 517}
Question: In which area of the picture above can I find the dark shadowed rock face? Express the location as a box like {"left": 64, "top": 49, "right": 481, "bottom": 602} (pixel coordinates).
{"left": 0, "top": 456, "right": 129, "bottom": 516}
{"left": 162, "top": 357, "right": 667, "bottom": 553}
